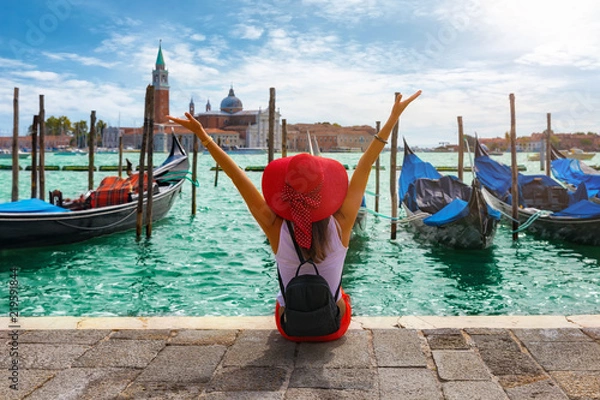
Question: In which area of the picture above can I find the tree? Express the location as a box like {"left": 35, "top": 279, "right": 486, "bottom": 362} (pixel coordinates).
{"left": 96, "top": 120, "right": 107, "bottom": 147}
{"left": 45, "top": 115, "right": 72, "bottom": 136}
{"left": 73, "top": 120, "right": 88, "bottom": 148}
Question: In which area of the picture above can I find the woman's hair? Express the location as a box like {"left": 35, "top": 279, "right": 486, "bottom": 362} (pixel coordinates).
{"left": 300, "top": 216, "right": 330, "bottom": 263}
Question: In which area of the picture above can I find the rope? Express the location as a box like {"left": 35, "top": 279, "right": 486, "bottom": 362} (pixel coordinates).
{"left": 158, "top": 171, "right": 199, "bottom": 187}
{"left": 360, "top": 207, "right": 426, "bottom": 225}
{"left": 55, "top": 208, "right": 138, "bottom": 231}
{"left": 511, "top": 210, "right": 552, "bottom": 233}
{"left": 364, "top": 190, "right": 380, "bottom": 197}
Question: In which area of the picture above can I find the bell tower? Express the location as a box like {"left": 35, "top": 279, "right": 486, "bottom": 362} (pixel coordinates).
{"left": 189, "top": 97, "right": 195, "bottom": 115}
{"left": 152, "top": 40, "right": 169, "bottom": 123}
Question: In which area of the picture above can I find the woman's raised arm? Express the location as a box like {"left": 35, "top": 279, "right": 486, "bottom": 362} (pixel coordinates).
{"left": 335, "top": 90, "right": 422, "bottom": 244}
{"left": 167, "top": 113, "right": 279, "bottom": 240}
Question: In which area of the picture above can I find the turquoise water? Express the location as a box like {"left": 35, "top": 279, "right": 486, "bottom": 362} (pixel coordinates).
{"left": 1, "top": 151, "right": 599, "bottom": 317}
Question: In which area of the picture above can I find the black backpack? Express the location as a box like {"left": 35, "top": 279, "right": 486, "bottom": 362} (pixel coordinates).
{"left": 277, "top": 221, "right": 341, "bottom": 337}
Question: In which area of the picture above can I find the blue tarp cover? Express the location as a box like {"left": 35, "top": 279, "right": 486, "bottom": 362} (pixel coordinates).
{"left": 552, "top": 158, "right": 600, "bottom": 196}
{"left": 423, "top": 198, "right": 469, "bottom": 227}
{"left": 552, "top": 200, "right": 600, "bottom": 218}
{"left": 475, "top": 155, "right": 562, "bottom": 196}
{"left": 399, "top": 153, "right": 442, "bottom": 200}
{"left": 475, "top": 153, "right": 600, "bottom": 218}
{"left": 0, "top": 198, "right": 70, "bottom": 213}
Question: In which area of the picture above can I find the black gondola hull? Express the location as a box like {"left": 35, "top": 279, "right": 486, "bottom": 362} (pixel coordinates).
{"left": 0, "top": 135, "right": 189, "bottom": 250}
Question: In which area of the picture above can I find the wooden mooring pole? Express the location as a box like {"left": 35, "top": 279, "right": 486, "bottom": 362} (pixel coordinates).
{"left": 509, "top": 93, "right": 519, "bottom": 240}
{"left": 546, "top": 113, "right": 552, "bottom": 177}
{"left": 88, "top": 110, "right": 96, "bottom": 191}
{"left": 191, "top": 129, "right": 198, "bottom": 215}
{"left": 11, "top": 88, "right": 19, "bottom": 202}
{"left": 375, "top": 121, "right": 381, "bottom": 213}
{"left": 281, "top": 119, "right": 288, "bottom": 158}
{"left": 457, "top": 116, "right": 464, "bottom": 182}
{"left": 136, "top": 85, "right": 152, "bottom": 239}
{"left": 31, "top": 115, "right": 39, "bottom": 199}
{"left": 390, "top": 92, "right": 400, "bottom": 240}
{"left": 268, "top": 87, "right": 275, "bottom": 164}
{"left": 39, "top": 95, "right": 46, "bottom": 201}
{"left": 118, "top": 134, "right": 123, "bottom": 178}
{"left": 145, "top": 100, "right": 154, "bottom": 239}
{"left": 214, "top": 138, "right": 220, "bottom": 187}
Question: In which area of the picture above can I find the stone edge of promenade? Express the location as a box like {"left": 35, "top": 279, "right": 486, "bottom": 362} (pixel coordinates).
{"left": 1, "top": 314, "right": 599, "bottom": 330}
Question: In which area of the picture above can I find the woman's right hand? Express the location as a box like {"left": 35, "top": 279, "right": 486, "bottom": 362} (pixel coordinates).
{"left": 390, "top": 90, "right": 422, "bottom": 120}
{"left": 167, "top": 112, "right": 207, "bottom": 140}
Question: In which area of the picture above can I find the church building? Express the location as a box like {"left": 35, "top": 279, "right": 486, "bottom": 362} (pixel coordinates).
{"left": 103, "top": 43, "right": 282, "bottom": 153}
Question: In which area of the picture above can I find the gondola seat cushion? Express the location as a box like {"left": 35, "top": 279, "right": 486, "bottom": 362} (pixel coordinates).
{"left": 90, "top": 176, "right": 133, "bottom": 208}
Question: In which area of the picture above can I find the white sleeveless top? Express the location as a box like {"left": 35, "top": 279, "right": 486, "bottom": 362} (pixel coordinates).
{"left": 275, "top": 217, "right": 348, "bottom": 306}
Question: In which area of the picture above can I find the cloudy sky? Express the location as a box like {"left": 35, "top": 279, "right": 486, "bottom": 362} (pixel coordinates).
{"left": 1, "top": 0, "right": 599, "bottom": 146}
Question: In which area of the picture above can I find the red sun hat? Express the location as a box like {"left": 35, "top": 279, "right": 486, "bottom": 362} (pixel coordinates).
{"left": 262, "top": 154, "right": 348, "bottom": 247}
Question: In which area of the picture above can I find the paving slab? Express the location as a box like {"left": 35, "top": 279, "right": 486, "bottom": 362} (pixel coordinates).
{"left": 18, "top": 329, "right": 110, "bottom": 345}
{"left": 503, "top": 379, "right": 569, "bottom": 400}
{"left": 4, "top": 370, "right": 55, "bottom": 400}
{"left": 72, "top": 339, "right": 165, "bottom": 368}
{"left": 550, "top": 371, "right": 600, "bottom": 400}
{"left": 221, "top": 330, "right": 295, "bottom": 367}
{"left": 442, "top": 381, "right": 508, "bottom": 400}
{"left": 583, "top": 327, "right": 600, "bottom": 340}
{"left": 525, "top": 341, "right": 600, "bottom": 371}
{"left": 201, "top": 391, "right": 285, "bottom": 399}
{"left": 169, "top": 329, "right": 238, "bottom": 346}
{"left": 512, "top": 328, "right": 592, "bottom": 343}
{"left": 295, "top": 330, "right": 372, "bottom": 368}
{"left": 135, "top": 345, "right": 227, "bottom": 383}
{"left": 425, "top": 332, "right": 469, "bottom": 350}
{"left": 378, "top": 367, "right": 442, "bottom": 400}
{"left": 470, "top": 334, "right": 545, "bottom": 378}
{"left": 25, "top": 367, "right": 140, "bottom": 400}
{"left": 289, "top": 367, "right": 376, "bottom": 390}
{"left": 284, "top": 388, "right": 378, "bottom": 399}
{"left": 119, "top": 381, "right": 204, "bottom": 399}
{"left": 432, "top": 350, "right": 491, "bottom": 381}
{"left": 110, "top": 329, "right": 173, "bottom": 341}
{"left": 372, "top": 329, "right": 427, "bottom": 367}
{"left": 205, "top": 366, "right": 289, "bottom": 392}
{"left": 1, "top": 343, "right": 89, "bottom": 370}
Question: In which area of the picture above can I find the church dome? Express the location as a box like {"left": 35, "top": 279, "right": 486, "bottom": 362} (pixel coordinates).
{"left": 220, "top": 87, "right": 243, "bottom": 114}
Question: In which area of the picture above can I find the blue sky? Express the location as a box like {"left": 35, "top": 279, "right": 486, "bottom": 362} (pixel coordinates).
{"left": 1, "top": 0, "right": 600, "bottom": 146}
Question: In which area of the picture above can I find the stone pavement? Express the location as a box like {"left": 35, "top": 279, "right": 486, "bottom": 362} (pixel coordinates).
{"left": 1, "top": 315, "right": 600, "bottom": 399}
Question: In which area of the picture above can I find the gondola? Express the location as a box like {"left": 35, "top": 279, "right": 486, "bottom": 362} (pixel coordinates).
{"left": 398, "top": 138, "right": 500, "bottom": 249}
{"left": 549, "top": 143, "right": 600, "bottom": 197}
{"left": 474, "top": 139, "right": 600, "bottom": 246}
{"left": 0, "top": 135, "right": 189, "bottom": 250}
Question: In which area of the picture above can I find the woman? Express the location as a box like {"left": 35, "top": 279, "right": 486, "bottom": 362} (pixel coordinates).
{"left": 168, "top": 90, "right": 421, "bottom": 341}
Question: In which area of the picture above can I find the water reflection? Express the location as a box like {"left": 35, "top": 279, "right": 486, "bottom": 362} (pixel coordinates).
{"left": 425, "top": 246, "right": 501, "bottom": 292}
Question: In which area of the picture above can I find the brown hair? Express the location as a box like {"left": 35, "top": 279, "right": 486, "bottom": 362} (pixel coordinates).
{"left": 299, "top": 216, "right": 330, "bottom": 263}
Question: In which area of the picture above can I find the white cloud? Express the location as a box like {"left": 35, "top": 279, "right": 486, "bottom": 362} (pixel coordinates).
{"left": 189, "top": 33, "right": 206, "bottom": 41}
{"left": 235, "top": 24, "right": 264, "bottom": 40}
{"left": 43, "top": 52, "right": 118, "bottom": 67}
{"left": 11, "top": 71, "right": 62, "bottom": 81}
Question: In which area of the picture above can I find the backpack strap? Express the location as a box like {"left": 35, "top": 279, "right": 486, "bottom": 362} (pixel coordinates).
{"left": 284, "top": 220, "right": 342, "bottom": 302}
